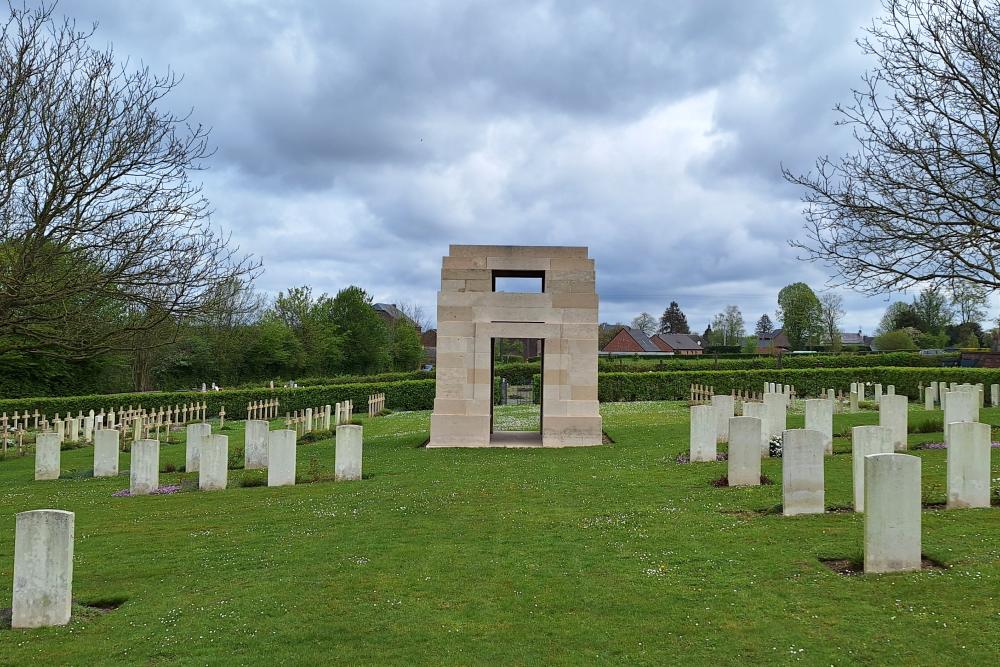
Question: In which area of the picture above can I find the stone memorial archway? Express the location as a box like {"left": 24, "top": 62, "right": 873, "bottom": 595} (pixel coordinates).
{"left": 428, "top": 245, "right": 602, "bottom": 447}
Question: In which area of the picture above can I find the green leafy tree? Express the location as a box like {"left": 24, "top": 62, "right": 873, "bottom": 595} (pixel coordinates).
{"left": 950, "top": 281, "right": 990, "bottom": 325}
{"left": 776, "top": 283, "right": 823, "bottom": 349}
{"left": 330, "top": 286, "right": 389, "bottom": 374}
{"left": 388, "top": 321, "right": 424, "bottom": 371}
{"left": 874, "top": 329, "right": 917, "bottom": 351}
{"left": 911, "top": 288, "right": 953, "bottom": 334}
{"left": 658, "top": 302, "right": 690, "bottom": 334}
{"left": 754, "top": 314, "right": 774, "bottom": 338}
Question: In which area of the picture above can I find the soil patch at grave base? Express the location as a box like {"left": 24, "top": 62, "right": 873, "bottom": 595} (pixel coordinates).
{"left": 710, "top": 475, "right": 774, "bottom": 487}
{"left": 602, "top": 431, "right": 615, "bottom": 444}
{"left": 820, "top": 557, "right": 947, "bottom": 576}
{"left": 0, "top": 597, "right": 126, "bottom": 630}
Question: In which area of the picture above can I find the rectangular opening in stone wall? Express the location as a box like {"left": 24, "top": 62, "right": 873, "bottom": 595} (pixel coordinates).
{"left": 491, "top": 337, "right": 542, "bottom": 439}
{"left": 492, "top": 270, "right": 544, "bottom": 293}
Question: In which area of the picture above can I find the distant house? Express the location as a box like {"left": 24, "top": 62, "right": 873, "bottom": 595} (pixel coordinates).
{"left": 601, "top": 327, "right": 662, "bottom": 354}
{"left": 839, "top": 330, "right": 874, "bottom": 350}
{"left": 757, "top": 329, "right": 791, "bottom": 354}
{"left": 373, "top": 303, "right": 418, "bottom": 331}
{"left": 651, "top": 333, "right": 703, "bottom": 355}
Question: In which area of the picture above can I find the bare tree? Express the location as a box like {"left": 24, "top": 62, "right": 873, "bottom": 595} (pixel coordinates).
{"left": 949, "top": 279, "right": 990, "bottom": 323}
{"left": 818, "top": 292, "right": 845, "bottom": 350}
{"left": 630, "top": 312, "right": 657, "bottom": 336}
{"left": 0, "top": 3, "right": 259, "bottom": 360}
{"left": 397, "top": 301, "right": 432, "bottom": 332}
{"left": 784, "top": 0, "right": 1000, "bottom": 293}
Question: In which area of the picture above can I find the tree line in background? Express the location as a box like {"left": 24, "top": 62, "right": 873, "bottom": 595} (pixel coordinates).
{"left": 609, "top": 279, "right": 997, "bottom": 353}
{"left": 0, "top": 281, "right": 426, "bottom": 398}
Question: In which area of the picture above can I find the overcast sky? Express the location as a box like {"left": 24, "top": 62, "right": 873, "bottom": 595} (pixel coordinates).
{"left": 70, "top": 0, "right": 996, "bottom": 334}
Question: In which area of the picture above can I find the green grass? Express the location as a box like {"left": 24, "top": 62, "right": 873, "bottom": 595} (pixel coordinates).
{"left": 0, "top": 403, "right": 998, "bottom": 665}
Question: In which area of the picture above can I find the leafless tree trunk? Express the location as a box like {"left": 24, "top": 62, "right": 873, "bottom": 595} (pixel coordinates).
{"left": 0, "top": 3, "right": 260, "bottom": 360}
{"left": 784, "top": 0, "right": 1000, "bottom": 293}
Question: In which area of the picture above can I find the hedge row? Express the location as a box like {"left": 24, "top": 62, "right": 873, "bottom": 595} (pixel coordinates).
{"left": 493, "top": 352, "right": 954, "bottom": 381}
{"left": 0, "top": 379, "right": 436, "bottom": 420}
{"left": 597, "top": 367, "right": 1000, "bottom": 402}
{"left": 286, "top": 370, "right": 433, "bottom": 387}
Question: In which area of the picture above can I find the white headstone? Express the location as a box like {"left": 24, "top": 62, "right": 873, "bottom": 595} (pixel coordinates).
{"left": 992, "top": 383, "right": 1000, "bottom": 408}
{"left": 741, "top": 402, "right": 769, "bottom": 457}
{"left": 762, "top": 392, "right": 786, "bottom": 440}
{"left": 688, "top": 405, "right": 716, "bottom": 462}
{"left": 864, "top": 453, "right": 921, "bottom": 574}
{"left": 267, "top": 429, "right": 296, "bottom": 487}
{"left": 879, "top": 394, "right": 909, "bottom": 452}
{"left": 82, "top": 415, "right": 94, "bottom": 443}
{"left": 323, "top": 404, "right": 332, "bottom": 430}
{"left": 943, "top": 390, "right": 978, "bottom": 446}
{"left": 782, "top": 429, "right": 825, "bottom": 516}
{"left": 851, "top": 425, "right": 894, "bottom": 511}
{"left": 335, "top": 425, "right": 363, "bottom": 481}
{"left": 244, "top": 420, "right": 269, "bottom": 470}
{"left": 305, "top": 407, "right": 314, "bottom": 432}
{"left": 924, "top": 386, "right": 935, "bottom": 411}
{"left": 68, "top": 417, "right": 79, "bottom": 442}
{"left": 804, "top": 399, "right": 834, "bottom": 455}
{"left": 886, "top": 385, "right": 895, "bottom": 396}
{"left": 711, "top": 395, "right": 735, "bottom": 443}
{"left": 130, "top": 439, "right": 160, "bottom": 496}
{"left": 728, "top": 417, "right": 761, "bottom": 486}
{"left": 946, "top": 421, "right": 991, "bottom": 509}
{"left": 34, "top": 433, "right": 61, "bottom": 481}
{"left": 874, "top": 383, "right": 883, "bottom": 403}
{"left": 849, "top": 391, "right": 859, "bottom": 412}
{"left": 199, "top": 434, "right": 228, "bottom": 491}
{"left": 93, "top": 429, "right": 120, "bottom": 477}
{"left": 185, "top": 422, "right": 211, "bottom": 472}
{"left": 12, "top": 509, "right": 74, "bottom": 628}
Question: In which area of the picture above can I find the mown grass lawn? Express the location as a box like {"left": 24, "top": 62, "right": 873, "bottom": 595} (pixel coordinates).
{"left": 0, "top": 401, "right": 998, "bottom": 665}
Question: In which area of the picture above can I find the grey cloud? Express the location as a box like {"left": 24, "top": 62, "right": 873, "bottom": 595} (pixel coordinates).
{"left": 57, "top": 0, "right": 951, "bottom": 333}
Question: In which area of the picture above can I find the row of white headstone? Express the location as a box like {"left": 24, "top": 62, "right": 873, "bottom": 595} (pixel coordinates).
{"left": 35, "top": 420, "right": 366, "bottom": 489}
{"left": 19, "top": 420, "right": 367, "bottom": 628}
{"left": 691, "top": 388, "right": 993, "bottom": 573}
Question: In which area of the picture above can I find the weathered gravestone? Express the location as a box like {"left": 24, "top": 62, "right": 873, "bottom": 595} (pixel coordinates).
{"left": 689, "top": 405, "right": 716, "bottom": 462}
{"left": 851, "top": 425, "right": 894, "bottom": 512}
{"left": 335, "top": 425, "right": 364, "bottom": 481}
{"left": 728, "top": 417, "right": 761, "bottom": 486}
{"left": 864, "top": 453, "right": 921, "bottom": 574}
{"left": 12, "top": 509, "right": 74, "bottom": 628}
{"left": 946, "top": 421, "right": 991, "bottom": 509}
{"left": 267, "top": 429, "right": 296, "bottom": 487}
{"left": 782, "top": 429, "right": 825, "bottom": 516}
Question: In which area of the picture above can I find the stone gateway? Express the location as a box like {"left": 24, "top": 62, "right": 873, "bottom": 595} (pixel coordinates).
{"left": 428, "top": 245, "right": 602, "bottom": 447}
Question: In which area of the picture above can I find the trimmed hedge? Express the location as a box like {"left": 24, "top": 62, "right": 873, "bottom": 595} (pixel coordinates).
{"left": 290, "top": 371, "right": 433, "bottom": 387}
{"left": 0, "top": 379, "right": 435, "bottom": 420}
{"left": 597, "top": 367, "right": 1000, "bottom": 402}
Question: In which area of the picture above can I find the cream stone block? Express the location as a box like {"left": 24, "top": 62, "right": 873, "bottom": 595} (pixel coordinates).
{"left": 570, "top": 385, "right": 598, "bottom": 401}
{"left": 551, "top": 292, "right": 599, "bottom": 309}
{"left": 763, "top": 392, "right": 786, "bottom": 440}
{"left": 449, "top": 244, "right": 587, "bottom": 258}
{"left": 728, "top": 417, "right": 762, "bottom": 486}
{"left": 864, "top": 453, "right": 921, "bottom": 573}
{"left": 267, "top": 430, "right": 296, "bottom": 487}
{"left": 549, "top": 256, "right": 595, "bottom": 270}
{"left": 560, "top": 307, "right": 601, "bottom": 323}
{"left": 428, "top": 414, "right": 491, "bottom": 447}
{"left": 487, "top": 256, "right": 551, "bottom": 270}
{"left": 199, "top": 434, "right": 228, "bottom": 491}
{"left": 851, "top": 425, "right": 893, "bottom": 511}
{"left": 741, "top": 402, "right": 769, "bottom": 457}
{"left": 689, "top": 405, "right": 716, "bottom": 462}
{"left": 35, "top": 433, "right": 61, "bottom": 481}
{"left": 804, "top": 399, "right": 834, "bottom": 455}
{"left": 946, "top": 421, "right": 991, "bottom": 509}
{"left": 712, "top": 395, "right": 735, "bottom": 443}
{"left": 130, "top": 439, "right": 159, "bottom": 496}
{"left": 437, "top": 321, "right": 476, "bottom": 337}
{"left": 782, "top": 429, "right": 825, "bottom": 516}
{"left": 541, "top": 416, "right": 602, "bottom": 446}
{"left": 442, "top": 255, "right": 488, "bottom": 269}
{"left": 12, "top": 509, "right": 74, "bottom": 628}
{"left": 560, "top": 323, "right": 599, "bottom": 340}
{"left": 93, "top": 429, "right": 119, "bottom": 477}
{"left": 879, "top": 394, "right": 908, "bottom": 451}
{"left": 185, "top": 423, "right": 211, "bottom": 472}
{"left": 943, "top": 390, "right": 978, "bottom": 445}
{"left": 245, "top": 420, "right": 269, "bottom": 470}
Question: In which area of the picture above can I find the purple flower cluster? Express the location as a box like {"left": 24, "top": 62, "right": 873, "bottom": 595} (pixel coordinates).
{"left": 112, "top": 484, "right": 183, "bottom": 497}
